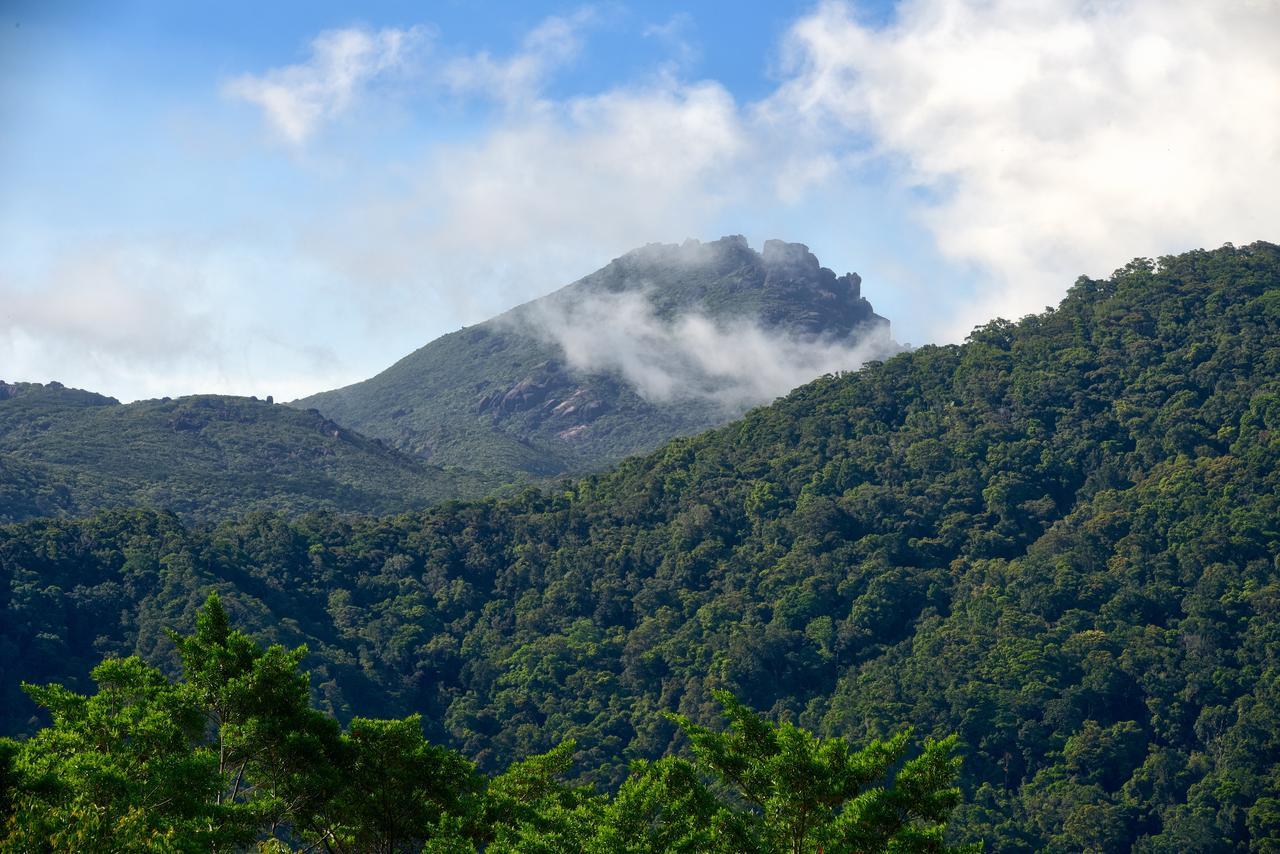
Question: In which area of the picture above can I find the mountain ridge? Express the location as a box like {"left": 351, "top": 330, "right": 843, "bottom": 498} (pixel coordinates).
{"left": 0, "top": 382, "right": 483, "bottom": 522}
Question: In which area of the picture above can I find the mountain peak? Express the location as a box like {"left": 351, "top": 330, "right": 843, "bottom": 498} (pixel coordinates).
{"left": 294, "top": 236, "right": 897, "bottom": 482}
{"left": 560, "top": 236, "right": 877, "bottom": 339}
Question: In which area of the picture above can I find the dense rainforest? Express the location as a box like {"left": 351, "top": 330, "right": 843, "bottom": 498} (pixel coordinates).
{"left": 2, "top": 241, "right": 1279, "bottom": 849}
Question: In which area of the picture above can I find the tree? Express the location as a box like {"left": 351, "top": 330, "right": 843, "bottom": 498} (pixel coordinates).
{"left": 312, "top": 714, "right": 482, "bottom": 853}
{"left": 481, "top": 740, "right": 602, "bottom": 852}
{"left": 4, "top": 657, "right": 242, "bottom": 851}
{"left": 667, "top": 690, "right": 978, "bottom": 854}
{"left": 168, "top": 593, "right": 343, "bottom": 840}
{"left": 589, "top": 757, "right": 724, "bottom": 853}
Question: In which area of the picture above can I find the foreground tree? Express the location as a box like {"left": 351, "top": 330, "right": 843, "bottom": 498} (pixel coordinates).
{"left": 0, "top": 596, "right": 974, "bottom": 852}
{"left": 169, "top": 593, "right": 344, "bottom": 841}
{"left": 480, "top": 693, "right": 977, "bottom": 854}
{"left": 310, "top": 714, "right": 481, "bottom": 853}
{"left": 3, "top": 657, "right": 244, "bottom": 851}
{"left": 654, "top": 691, "right": 977, "bottom": 854}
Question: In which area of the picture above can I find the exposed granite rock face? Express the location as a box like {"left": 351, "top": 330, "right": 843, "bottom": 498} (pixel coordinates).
{"left": 475, "top": 360, "right": 612, "bottom": 445}
{"left": 761, "top": 238, "right": 821, "bottom": 272}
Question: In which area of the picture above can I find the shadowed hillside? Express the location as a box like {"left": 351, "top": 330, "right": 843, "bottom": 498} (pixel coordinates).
{"left": 0, "top": 383, "right": 483, "bottom": 522}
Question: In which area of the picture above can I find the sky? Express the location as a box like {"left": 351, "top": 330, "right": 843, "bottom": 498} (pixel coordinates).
{"left": 2, "top": 0, "right": 1277, "bottom": 403}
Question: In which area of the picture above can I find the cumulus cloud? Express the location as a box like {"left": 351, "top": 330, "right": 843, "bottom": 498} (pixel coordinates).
{"left": 769, "top": 0, "right": 1280, "bottom": 334}
{"left": 515, "top": 288, "right": 898, "bottom": 409}
{"left": 224, "top": 26, "right": 426, "bottom": 143}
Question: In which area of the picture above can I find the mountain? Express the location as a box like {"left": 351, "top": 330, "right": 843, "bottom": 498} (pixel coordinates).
{"left": 0, "top": 382, "right": 482, "bottom": 522}
{"left": 293, "top": 236, "right": 895, "bottom": 481}
{"left": 3, "top": 241, "right": 1279, "bottom": 850}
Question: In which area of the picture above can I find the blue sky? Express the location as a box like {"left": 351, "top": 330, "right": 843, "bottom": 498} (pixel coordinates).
{"left": 2, "top": 1, "right": 1277, "bottom": 402}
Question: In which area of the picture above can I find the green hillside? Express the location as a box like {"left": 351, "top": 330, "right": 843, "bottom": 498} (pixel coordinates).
{"left": 0, "top": 383, "right": 484, "bottom": 522}
{"left": 293, "top": 236, "right": 893, "bottom": 481}
{"left": 3, "top": 241, "right": 1279, "bottom": 849}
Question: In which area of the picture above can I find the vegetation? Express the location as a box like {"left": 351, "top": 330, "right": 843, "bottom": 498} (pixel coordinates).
{"left": 294, "top": 236, "right": 889, "bottom": 481}
{"left": 0, "top": 595, "right": 970, "bottom": 852}
{"left": 0, "top": 386, "right": 486, "bottom": 523}
{"left": 2, "top": 241, "right": 1279, "bottom": 849}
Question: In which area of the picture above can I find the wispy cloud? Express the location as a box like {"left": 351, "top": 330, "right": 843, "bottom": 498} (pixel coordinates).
{"left": 0, "top": 243, "right": 222, "bottom": 399}
{"left": 304, "top": 74, "right": 752, "bottom": 319}
{"left": 0, "top": 240, "right": 358, "bottom": 403}
{"left": 1, "top": 245, "right": 215, "bottom": 363}
{"left": 224, "top": 26, "right": 427, "bottom": 144}
{"left": 443, "top": 7, "right": 597, "bottom": 106}
{"left": 642, "top": 12, "right": 699, "bottom": 69}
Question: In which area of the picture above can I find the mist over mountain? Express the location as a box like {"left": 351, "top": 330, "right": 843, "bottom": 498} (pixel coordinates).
{"left": 0, "top": 238, "right": 895, "bottom": 521}
{"left": 294, "top": 236, "right": 898, "bottom": 480}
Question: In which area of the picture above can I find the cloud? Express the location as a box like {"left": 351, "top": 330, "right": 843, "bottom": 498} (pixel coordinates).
{"left": 304, "top": 73, "right": 753, "bottom": 322}
{"left": 443, "top": 8, "right": 597, "bottom": 105}
{"left": 768, "top": 0, "right": 1280, "bottom": 335}
{"left": 0, "top": 242, "right": 363, "bottom": 403}
{"left": 642, "top": 12, "right": 699, "bottom": 69}
{"left": 0, "top": 244, "right": 226, "bottom": 399}
{"left": 224, "top": 26, "right": 426, "bottom": 143}
{"left": 1, "top": 245, "right": 214, "bottom": 363}
{"left": 432, "top": 78, "right": 748, "bottom": 249}
{"left": 514, "top": 287, "right": 898, "bottom": 409}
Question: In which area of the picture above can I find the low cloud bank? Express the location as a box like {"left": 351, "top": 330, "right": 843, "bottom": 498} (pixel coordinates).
{"left": 516, "top": 289, "right": 899, "bottom": 410}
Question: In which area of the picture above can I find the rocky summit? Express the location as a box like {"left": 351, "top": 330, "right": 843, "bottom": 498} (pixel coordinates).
{"left": 293, "top": 236, "right": 897, "bottom": 483}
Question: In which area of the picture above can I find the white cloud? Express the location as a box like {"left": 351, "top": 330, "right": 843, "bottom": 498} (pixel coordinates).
{"left": 516, "top": 288, "right": 897, "bottom": 408}
{"left": 443, "top": 8, "right": 596, "bottom": 105}
{"left": 642, "top": 12, "right": 699, "bottom": 69}
{"left": 224, "top": 26, "right": 426, "bottom": 144}
{"left": 1, "top": 245, "right": 214, "bottom": 362}
{"left": 431, "top": 78, "right": 748, "bottom": 250}
{"left": 769, "top": 0, "right": 1280, "bottom": 335}
{"left": 0, "top": 244, "right": 222, "bottom": 398}
{"left": 0, "top": 242, "right": 363, "bottom": 403}
{"left": 304, "top": 73, "right": 753, "bottom": 321}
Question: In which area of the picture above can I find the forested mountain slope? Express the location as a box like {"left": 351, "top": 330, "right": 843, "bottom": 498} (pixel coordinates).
{"left": 3, "top": 242, "right": 1278, "bottom": 849}
{"left": 0, "top": 383, "right": 482, "bottom": 522}
{"left": 294, "top": 236, "right": 893, "bottom": 482}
